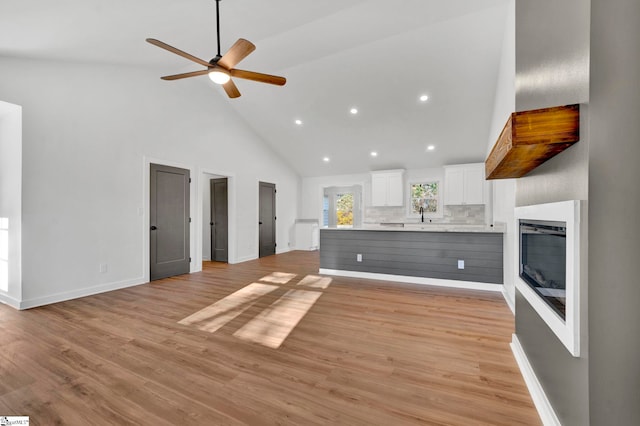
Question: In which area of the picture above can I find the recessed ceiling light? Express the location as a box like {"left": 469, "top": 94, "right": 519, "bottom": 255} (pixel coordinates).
{"left": 323, "top": 157, "right": 330, "bottom": 162}
{"left": 370, "top": 151, "right": 378, "bottom": 157}
{"left": 295, "top": 119, "right": 302, "bottom": 125}
{"left": 350, "top": 107, "right": 358, "bottom": 115}
{"left": 427, "top": 145, "right": 436, "bottom": 151}
{"left": 420, "top": 95, "right": 429, "bottom": 102}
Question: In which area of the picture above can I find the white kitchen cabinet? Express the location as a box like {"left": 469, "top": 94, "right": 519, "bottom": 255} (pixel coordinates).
{"left": 371, "top": 170, "right": 404, "bottom": 206}
{"left": 444, "top": 163, "right": 486, "bottom": 205}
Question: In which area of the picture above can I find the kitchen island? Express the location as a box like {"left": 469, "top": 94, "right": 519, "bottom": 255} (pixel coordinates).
{"left": 319, "top": 224, "right": 504, "bottom": 291}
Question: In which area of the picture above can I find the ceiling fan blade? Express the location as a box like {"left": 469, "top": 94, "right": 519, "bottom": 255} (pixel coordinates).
{"left": 146, "top": 38, "right": 211, "bottom": 68}
{"left": 230, "top": 69, "right": 286, "bottom": 86}
{"left": 222, "top": 79, "right": 241, "bottom": 98}
{"left": 217, "top": 38, "right": 256, "bottom": 69}
{"left": 161, "top": 70, "right": 211, "bottom": 80}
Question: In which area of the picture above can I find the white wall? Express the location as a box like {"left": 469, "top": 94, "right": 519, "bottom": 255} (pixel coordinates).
{"left": 202, "top": 175, "right": 212, "bottom": 261}
{"left": 300, "top": 168, "right": 445, "bottom": 225}
{"left": 486, "top": 0, "right": 516, "bottom": 310}
{"left": 300, "top": 172, "right": 368, "bottom": 222}
{"left": 0, "top": 101, "right": 22, "bottom": 307}
{"left": 300, "top": 167, "right": 444, "bottom": 230}
{"left": 0, "top": 57, "right": 300, "bottom": 308}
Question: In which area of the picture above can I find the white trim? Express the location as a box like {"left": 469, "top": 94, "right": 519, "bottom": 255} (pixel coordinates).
{"left": 197, "top": 168, "right": 237, "bottom": 266}
{"left": 502, "top": 287, "right": 515, "bottom": 314}
{"left": 232, "top": 254, "right": 258, "bottom": 264}
{"left": 18, "top": 277, "right": 146, "bottom": 310}
{"left": 256, "top": 178, "right": 273, "bottom": 258}
{"left": 515, "top": 200, "right": 583, "bottom": 357}
{"left": 0, "top": 292, "right": 21, "bottom": 309}
{"left": 320, "top": 182, "right": 366, "bottom": 229}
{"left": 511, "top": 334, "right": 561, "bottom": 426}
{"left": 319, "top": 268, "right": 502, "bottom": 292}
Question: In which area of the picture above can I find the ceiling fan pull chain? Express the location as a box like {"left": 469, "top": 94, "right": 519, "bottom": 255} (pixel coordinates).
{"left": 215, "top": 0, "right": 222, "bottom": 58}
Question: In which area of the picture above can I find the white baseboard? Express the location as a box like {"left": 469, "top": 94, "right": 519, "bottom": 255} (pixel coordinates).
{"left": 502, "top": 287, "right": 515, "bottom": 314}
{"left": 231, "top": 254, "right": 258, "bottom": 264}
{"left": 276, "top": 247, "right": 291, "bottom": 255}
{"left": 0, "top": 292, "right": 21, "bottom": 309}
{"left": 19, "top": 277, "right": 147, "bottom": 310}
{"left": 318, "top": 269, "right": 503, "bottom": 292}
{"left": 510, "top": 334, "right": 561, "bottom": 426}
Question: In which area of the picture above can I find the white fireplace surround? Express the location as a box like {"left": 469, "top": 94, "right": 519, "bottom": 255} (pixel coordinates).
{"left": 515, "top": 200, "right": 584, "bottom": 357}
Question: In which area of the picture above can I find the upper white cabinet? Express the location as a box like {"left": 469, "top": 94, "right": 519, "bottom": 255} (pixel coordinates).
{"left": 371, "top": 170, "right": 404, "bottom": 206}
{"left": 444, "top": 163, "right": 486, "bottom": 205}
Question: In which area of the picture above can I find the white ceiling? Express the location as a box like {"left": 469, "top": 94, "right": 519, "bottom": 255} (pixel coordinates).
{"left": 0, "top": 0, "right": 511, "bottom": 177}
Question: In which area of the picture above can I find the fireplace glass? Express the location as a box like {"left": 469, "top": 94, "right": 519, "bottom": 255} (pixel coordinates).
{"left": 519, "top": 219, "right": 567, "bottom": 319}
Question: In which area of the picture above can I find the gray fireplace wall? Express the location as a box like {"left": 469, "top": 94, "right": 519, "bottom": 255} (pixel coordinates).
{"left": 514, "top": 0, "right": 591, "bottom": 425}
{"left": 588, "top": 0, "right": 640, "bottom": 423}
{"left": 515, "top": 0, "right": 640, "bottom": 424}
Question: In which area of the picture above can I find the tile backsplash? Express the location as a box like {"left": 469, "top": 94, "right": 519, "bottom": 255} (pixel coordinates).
{"left": 364, "top": 204, "right": 485, "bottom": 224}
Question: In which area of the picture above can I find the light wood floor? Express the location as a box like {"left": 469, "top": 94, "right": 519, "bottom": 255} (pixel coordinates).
{"left": 0, "top": 251, "right": 540, "bottom": 425}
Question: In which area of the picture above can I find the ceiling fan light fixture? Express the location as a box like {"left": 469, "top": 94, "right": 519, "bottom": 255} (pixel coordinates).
{"left": 208, "top": 68, "right": 231, "bottom": 84}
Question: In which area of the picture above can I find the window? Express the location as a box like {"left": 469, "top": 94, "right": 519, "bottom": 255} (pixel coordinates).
{"left": 336, "top": 193, "right": 354, "bottom": 227}
{"left": 322, "top": 196, "right": 329, "bottom": 227}
{"left": 409, "top": 181, "right": 440, "bottom": 216}
{"left": 322, "top": 185, "right": 362, "bottom": 228}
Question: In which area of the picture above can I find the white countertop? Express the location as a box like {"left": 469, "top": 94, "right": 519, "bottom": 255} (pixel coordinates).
{"left": 321, "top": 223, "right": 504, "bottom": 233}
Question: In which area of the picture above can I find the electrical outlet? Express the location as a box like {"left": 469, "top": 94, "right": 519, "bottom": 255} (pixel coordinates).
{"left": 99, "top": 263, "right": 108, "bottom": 273}
{"left": 357, "top": 254, "right": 363, "bottom": 262}
{"left": 457, "top": 260, "right": 464, "bottom": 270}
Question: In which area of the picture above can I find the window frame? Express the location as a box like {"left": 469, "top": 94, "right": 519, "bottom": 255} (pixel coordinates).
{"left": 322, "top": 185, "right": 363, "bottom": 228}
{"left": 406, "top": 179, "right": 443, "bottom": 219}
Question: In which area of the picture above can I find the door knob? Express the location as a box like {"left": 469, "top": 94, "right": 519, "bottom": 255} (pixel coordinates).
{"left": 150, "top": 225, "right": 157, "bottom": 230}
{"left": 259, "top": 221, "right": 263, "bottom": 225}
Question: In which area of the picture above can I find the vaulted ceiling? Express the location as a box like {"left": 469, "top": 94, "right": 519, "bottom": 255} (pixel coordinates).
{"left": 0, "top": 0, "right": 511, "bottom": 176}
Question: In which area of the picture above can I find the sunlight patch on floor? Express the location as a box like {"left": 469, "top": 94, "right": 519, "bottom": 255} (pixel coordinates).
{"left": 233, "top": 289, "right": 323, "bottom": 349}
{"left": 178, "top": 283, "right": 278, "bottom": 332}
{"left": 296, "top": 275, "right": 332, "bottom": 289}
{"left": 179, "top": 273, "right": 332, "bottom": 348}
{"left": 258, "top": 272, "right": 297, "bottom": 284}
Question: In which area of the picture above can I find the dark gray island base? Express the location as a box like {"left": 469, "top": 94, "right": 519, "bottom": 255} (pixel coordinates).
{"left": 319, "top": 228, "right": 503, "bottom": 290}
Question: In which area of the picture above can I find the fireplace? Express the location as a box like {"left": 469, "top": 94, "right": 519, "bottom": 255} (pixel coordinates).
{"left": 515, "top": 200, "right": 584, "bottom": 357}
{"left": 519, "top": 220, "right": 567, "bottom": 319}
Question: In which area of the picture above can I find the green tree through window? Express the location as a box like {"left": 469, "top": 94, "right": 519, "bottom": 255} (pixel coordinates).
{"left": 410, "top": 182, "right": 439, "bottom": 214}
{"left": 336, "top": 193, "right": 354, "bottom": 226}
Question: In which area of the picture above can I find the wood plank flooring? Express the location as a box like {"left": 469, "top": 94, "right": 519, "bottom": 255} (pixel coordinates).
{"left": 0, "top": 251, "right": 540, "bottom": 425}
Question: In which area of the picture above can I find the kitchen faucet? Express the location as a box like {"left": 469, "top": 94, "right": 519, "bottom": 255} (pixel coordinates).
{"left": 419, "top": 206, "right": 424, "bottom": 223}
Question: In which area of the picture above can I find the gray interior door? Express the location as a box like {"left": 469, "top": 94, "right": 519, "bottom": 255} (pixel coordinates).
{"left": 210, "top": 178, "right": 228, "bottom": 262}
{"left": 259, "top": 182, "right": 276, "bottom": 258}
{"left": 150, "top": 163, "right": 190, "bottom": 280}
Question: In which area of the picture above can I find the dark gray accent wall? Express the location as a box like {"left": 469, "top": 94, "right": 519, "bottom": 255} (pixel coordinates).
{"left": 515, "top": 0, "right": 591, "bottom": 424}
{"left": 320, "top": 230, "right": 503, "bottom": 284}
{"left": 589, "top": 0, "right": 640, "bottom": 423}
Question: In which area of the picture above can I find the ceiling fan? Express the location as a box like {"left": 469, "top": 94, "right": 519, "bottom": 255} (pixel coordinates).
{"left": 146, "top": 0, "right": 286, "bottom": 98}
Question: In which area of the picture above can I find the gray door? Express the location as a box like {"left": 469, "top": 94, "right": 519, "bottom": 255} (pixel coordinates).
{"left": 259, "top": 181, "right": 276, "bottom": 258}
{"left": 210, "top": 178, "right": 228, "bottom": 262}
{"left": 150, "top": 163, "right": 190, "bottom": 280}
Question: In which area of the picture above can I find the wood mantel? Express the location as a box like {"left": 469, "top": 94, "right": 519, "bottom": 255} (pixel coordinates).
{"left": 485, "top": 104, "right": 580, "bottom": 179}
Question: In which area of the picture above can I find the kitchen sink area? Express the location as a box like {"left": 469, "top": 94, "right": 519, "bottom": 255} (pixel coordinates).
{"left": 362, "top": 222, "right": 503, "bottom": 232}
